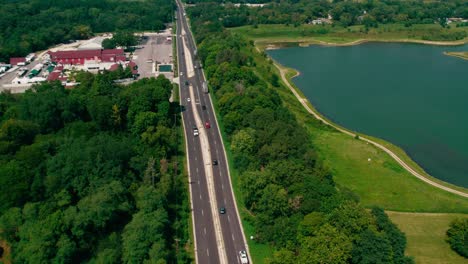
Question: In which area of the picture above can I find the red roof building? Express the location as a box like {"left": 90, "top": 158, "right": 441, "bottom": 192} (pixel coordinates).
{"left": 47, "top": 64, "right": 66, "bottom": 82}
{"left": 116, "top": 55, "right": 127, "bottom": 62}
{"left": 47, "top": 71, "right": 61, "bottom": 81}
{"left": 108, "top": 64, "right": 120, "bottom": 71}
{"left": 10, "top": 57, "right": 26, "bottom": 65}
{"left": 108, "top": 61, "right": 139, "bottom": 76}
{"left": 128, "top": 61, "right": 138, "bottom": 75}
{"left": 102, "top": 49, "right": 124, "bottom": 55}
{"left": 48, "top": 49, "right": 125, "bottom": 65}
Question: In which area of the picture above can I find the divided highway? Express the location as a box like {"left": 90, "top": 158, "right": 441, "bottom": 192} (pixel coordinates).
{"left": 174, "top": 0, "right": 251, "bottom": 263}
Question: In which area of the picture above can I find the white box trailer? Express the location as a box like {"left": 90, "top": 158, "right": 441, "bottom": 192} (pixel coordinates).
{"left": 25, "top": 53, "right": 35, "bottom": 63}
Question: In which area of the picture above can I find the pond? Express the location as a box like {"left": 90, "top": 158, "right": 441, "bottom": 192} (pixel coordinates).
{"left": 268, "top": 43, "right": 468, "bottom": 187}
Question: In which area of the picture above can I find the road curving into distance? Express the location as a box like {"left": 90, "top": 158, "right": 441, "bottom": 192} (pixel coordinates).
{"left": 275, "top": 63, "right": 468, "bottom": 199}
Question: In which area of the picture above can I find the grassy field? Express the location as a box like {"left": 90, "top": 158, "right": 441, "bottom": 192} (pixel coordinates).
{"left": 230, "top": 23, "right": 468, "bottom": 47}
{"left": 388, "top": 212, "right": 468, "bottom": 264}
{"left": 311, "top": 128, "right": 468, "bottom": 213}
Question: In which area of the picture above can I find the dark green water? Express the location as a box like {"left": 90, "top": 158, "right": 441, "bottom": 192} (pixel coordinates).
{"left": 268, "top": 43, "right": 468, "bottom": 188}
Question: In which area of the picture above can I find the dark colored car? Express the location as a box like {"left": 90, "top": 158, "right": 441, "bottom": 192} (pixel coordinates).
{"left": 202, "top": 105, "right": 206, "bottom": 110}
{"left": 219, "top": 207, "right": 226, "bottom": 214}
{"left": 212, "top": 159, "right": 218, "bottom": 165}
{"left": 205, "top": 121, "right": 210, "bottom": 129}
{"left": 185, "top": 80, "right": 189, "bottom": 86}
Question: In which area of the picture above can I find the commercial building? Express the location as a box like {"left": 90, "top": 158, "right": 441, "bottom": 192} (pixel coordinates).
{"left": 10, "top": 57, "right": 26, "bottom": 66}
{"left": 48, "top": 49, "right": 126, "bottom": 65}
{"left": 46, "top": 65, "right": 66, "bottom": 82}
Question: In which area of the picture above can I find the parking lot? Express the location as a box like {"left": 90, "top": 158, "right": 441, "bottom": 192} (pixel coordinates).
{"left": 133, "top": 30, "right": 174, "bottom": 80}
{"left": 0, "top": 31, "right": 174, "bottom": 93}
{"left": 0, "top": 58, "right": 45, "bottom": 93}
{"left": 0, "top": 40, "right": 87, "bottom": 93}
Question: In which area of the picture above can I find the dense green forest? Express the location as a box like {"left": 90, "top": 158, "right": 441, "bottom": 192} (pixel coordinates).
{"left": 188, "top": 3, "right": 414, "bottom": 263}
{"left": 0, "top": 74, "right": 190, "bottom": 263}
{"left": 187, "top": 0, "right": 468, "bottom": 39}
{"left": 0, "top": 0, "right": 173, "bottom": 61}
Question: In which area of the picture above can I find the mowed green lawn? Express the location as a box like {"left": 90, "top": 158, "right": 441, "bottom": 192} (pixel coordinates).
{"left": 311, "top": 128, "right": 468, "bottom": 213}
{"left": 388, "top": 211, "right": 468, "bottom": 264}
{"left": 230, "top": 23, "right": 468, "bottom": 45}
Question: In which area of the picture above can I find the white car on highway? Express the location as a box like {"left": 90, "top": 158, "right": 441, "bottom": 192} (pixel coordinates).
{"left": 239, "top": 250, "right": 248, "bottom": 264}
{"left": 187, "top": 97, "right": 191, "bottom": 102}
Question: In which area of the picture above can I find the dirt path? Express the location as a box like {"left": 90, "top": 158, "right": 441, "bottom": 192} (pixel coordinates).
{"left": 276, "top": 64, "right": 468, "bottom": 198}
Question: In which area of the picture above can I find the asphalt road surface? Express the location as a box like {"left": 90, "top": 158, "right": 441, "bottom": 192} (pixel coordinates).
{"left": 175, "top": 1, "right": 251, "bottom": 263}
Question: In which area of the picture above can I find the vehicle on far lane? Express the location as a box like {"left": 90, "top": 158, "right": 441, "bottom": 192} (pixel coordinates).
{"left": 212, "top": 159, "right": 218, "bottom": 165}
{"left": 239, "top": 250, "right": 249, "bottom": 264}
{"left": 205, "top": 121, "right": 210, "bottom": 129}
{"left": 187, "top": 97, "right": 191, "bottom": 102}
{"left": 219, "top": 207, "right": 226, "bottom": 214}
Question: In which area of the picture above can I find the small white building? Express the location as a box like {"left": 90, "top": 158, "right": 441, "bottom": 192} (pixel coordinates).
{"left": 82, "top": 60, "right": 116, "bottom": 71}
{"left": 12, "top": 76, "right": 46, "bottom": 84}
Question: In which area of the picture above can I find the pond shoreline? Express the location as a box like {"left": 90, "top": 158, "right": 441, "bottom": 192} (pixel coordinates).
{"left": 264, "top": 38, "right": 468, "bottom": 50}
{"left": 270, "top": 50, "right": 468, "bottom": 197}
{"left": 444, "top": 51, "right": 468, "bottom": 60}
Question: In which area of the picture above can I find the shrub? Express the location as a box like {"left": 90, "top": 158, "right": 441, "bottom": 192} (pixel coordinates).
{"left": 446, "top": 218, "right": 468, "bottom": 258}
